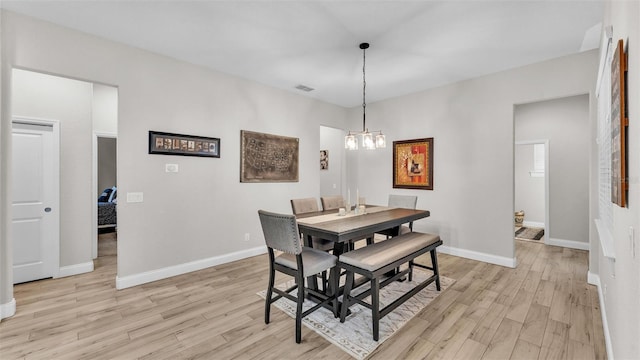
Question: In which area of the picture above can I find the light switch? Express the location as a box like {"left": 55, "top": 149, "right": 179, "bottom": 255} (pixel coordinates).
{"left": 126, "top": 192, "right": 144, "bottom": 203}
{"left": 165, "top": 164, "right": 179, "bottom": 173}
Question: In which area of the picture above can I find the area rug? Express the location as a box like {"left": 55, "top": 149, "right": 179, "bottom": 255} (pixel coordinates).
{"left": 257, "top": 269, "right": 454, "bottom": 359}
{"left": 515, "top": 226, "right": 544, "bottom": 241}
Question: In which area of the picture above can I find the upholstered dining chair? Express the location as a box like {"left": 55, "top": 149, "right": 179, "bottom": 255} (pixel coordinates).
{"left": 377, "top": 194, "right": 418, "bottom": 239}
{"left": 320, "top": 195, "right": 344, "bottom": 211}
{"left": 258, "top": 210, "right": 338, "bottom": 343}
{"left": 290, "top": 197, "right": 334, "bottom": 291}
{"left": 321, "top": 195, "right": 374, "bottom": 248}
{"left": 290, "top": 198, "right": 333, "bottom": 252}
{"left": 290, "top": 197, "right": 321, "bottom": 216}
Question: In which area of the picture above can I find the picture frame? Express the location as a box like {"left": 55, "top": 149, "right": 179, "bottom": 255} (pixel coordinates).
{"left": 320, "top": 150, "right": 329, "bottom": 170}
{"left": 393, "top": 138, "right": 434, "bottom": 190}
{"left": 611, "top": 39, "right": 628, "bottom": 207}
{"left": 148, "top": 131, "right": 220, "bottom": 158}
{"left": 240, "top": 130, "right": 299, "bottom": 182}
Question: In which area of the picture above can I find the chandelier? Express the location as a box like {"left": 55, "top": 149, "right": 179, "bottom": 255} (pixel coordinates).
{"left": 345, "top": 42, "right": 386, "bottom": 150}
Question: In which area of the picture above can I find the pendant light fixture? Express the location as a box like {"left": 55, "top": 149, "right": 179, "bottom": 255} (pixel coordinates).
{"left": 345, "top": 42, "right": 386, "bottom": 150}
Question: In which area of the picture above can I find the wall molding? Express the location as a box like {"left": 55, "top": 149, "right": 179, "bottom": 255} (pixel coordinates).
{"left": 546, "top": 237, "right": 590, "bottom": 251}
{"left": 0, "top": 298, "right": 16, "bottom": 320}
{"left": 116, "top": 246, "right": 267, "bottom": 290}
{"left": 439, "top": 245, "right": 517, "bottom": 268}
{"left": 58, "top": 261, "right": 94, "bottom": 278}
{"left": 587, "top": 272, "right": 613, "bottom": 360}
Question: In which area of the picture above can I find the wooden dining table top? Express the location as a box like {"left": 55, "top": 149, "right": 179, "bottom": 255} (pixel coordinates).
{"left": 296, "top": 206, "right": 430, "bottom": 244}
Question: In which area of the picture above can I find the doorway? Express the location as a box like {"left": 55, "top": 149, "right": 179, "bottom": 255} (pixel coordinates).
{"left": 319, "top": 125, "right": 347, "bottom": 197}
{"left": 514, "top": 94, "right": 590, "bottom": 252}
{"left": 515, "top": 140, "right": 549, "bottom": 244}
{"left": 93, "top": 134, "right": 118, "bottom": 259}
{"left": 11, "top": 118, "right": 60, "bottom": 284}
{"left": 11, "top": 69, "right": 118, "bottom": 280}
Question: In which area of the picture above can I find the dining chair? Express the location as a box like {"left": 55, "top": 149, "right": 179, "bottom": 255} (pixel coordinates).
{"left": 290, "top": 197, "right": 321, "bottom": 216}
{"left": 290, "top": 198, "right": 333, "bottom": 252}
{"left": 258, "top": 210, "right": 338, "bottom": 343}
{"left": 377, "top": 194, "right": 418, "bottom": 239}
{"left": 290, "top": 198, "right": 333, "bottom": 292}
{"left": 321, "top": 195, "right": 374, "bottom": 248}
{"left": 320, "top": 195, "right": 344, "bottom": 211}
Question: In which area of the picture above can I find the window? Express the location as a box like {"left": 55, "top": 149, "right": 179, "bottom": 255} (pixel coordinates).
{"left": 595, "top": 29, "right": 615, "bottom": 258}
{"left": 530, "top": 144, "right": 545, "bottom": 177}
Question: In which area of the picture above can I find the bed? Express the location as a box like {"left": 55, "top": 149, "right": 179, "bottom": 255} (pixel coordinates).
{"left": 98, "top": 186, "right": 117, "bottom": 228}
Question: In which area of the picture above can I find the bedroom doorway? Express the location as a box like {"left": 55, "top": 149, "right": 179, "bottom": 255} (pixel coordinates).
{"left": 92, "top": 84, "right": 118, "bottom": 260}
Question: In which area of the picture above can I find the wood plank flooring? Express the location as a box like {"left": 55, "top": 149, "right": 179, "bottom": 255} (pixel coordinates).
{"left": 0, "top": 233, "right": 606, "bottom": 359}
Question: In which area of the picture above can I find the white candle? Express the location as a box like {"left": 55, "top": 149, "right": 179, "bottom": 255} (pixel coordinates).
{"left": 356, "top": 188, "right": 359, "bottom": 205}
{"left": 348, "top": 188, "right": 351, "bottom": 205}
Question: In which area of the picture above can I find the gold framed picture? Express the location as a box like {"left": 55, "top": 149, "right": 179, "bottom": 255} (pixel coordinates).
{"left": 393, "top": 138, "right": 434, "bottom": 190}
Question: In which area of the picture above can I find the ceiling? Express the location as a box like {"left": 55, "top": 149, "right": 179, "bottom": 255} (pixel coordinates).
{"left": 1, "top": 1, "right": 604, "bottom": 108}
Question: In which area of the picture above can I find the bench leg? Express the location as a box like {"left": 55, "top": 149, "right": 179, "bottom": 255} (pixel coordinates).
{"left": 430, "top": 249, "right": 441, "bottom": 291}
{"left": 371, "top": 278, "right": 380, "bottom": 341}
{"left": 340, "top": 271, "right": 355, "bottom": 323}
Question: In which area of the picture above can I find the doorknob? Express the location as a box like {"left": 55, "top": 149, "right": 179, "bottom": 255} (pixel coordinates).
{"left": 44, "top": 207, "right": 52, "bottom": 213}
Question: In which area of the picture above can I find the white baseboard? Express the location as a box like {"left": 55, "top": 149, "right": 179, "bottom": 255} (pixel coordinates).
{"left": 522, "top": 221, "right": 545, "bottom": 228}
{"left": 58, "top": 261, "right": 95, "bottom": 278}
{"left": 0, "top": 298, "right": 16, "bottom": 320}
{"left": 439, "top": 245, "right": 517, "bottom": 268}
{"left": 116, "top": 246, "right": 267, "bottom": 290}
{"left": 546, "top": 237, "right": 590, "bottom": 250}
{"left": 587, "top": 272, "right": 614, "bottom": 360}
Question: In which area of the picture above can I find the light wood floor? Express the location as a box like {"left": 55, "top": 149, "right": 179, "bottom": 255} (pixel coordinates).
{"left": 0, "top": 233, "right": 606, "bottom": 359}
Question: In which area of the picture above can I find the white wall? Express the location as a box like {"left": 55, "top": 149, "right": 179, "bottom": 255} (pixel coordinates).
{"left": 12, "top": 69, "right": 94, "bottom": 269}
{"left": 319, "top": 125, "right": 345, "bottom": 198}
{"left": 92, "top": 84, "right": 118, "bottom": 134}
{"left": 0, "top": 10, "right": 348, "bottom": 306}
{"left": 516, "top": 95, "right": 590, "bottom": 245}
{"left": 514, "top": 144, "right": 545, "bottom": 225}
{"left": 346, "top": 50, "right": 598, "bottom": 267}
{"left": 596, "top": 1, "right": 640, "bottom": 359}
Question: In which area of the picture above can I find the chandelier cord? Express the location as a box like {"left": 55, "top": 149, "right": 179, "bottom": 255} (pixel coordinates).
{"left": 362, "top": 45, "right": 367, "bottom": 132}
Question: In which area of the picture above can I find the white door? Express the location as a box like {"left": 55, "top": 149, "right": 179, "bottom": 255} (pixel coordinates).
{"left": 12, "top": 121, "right": 59, "bottom": 284}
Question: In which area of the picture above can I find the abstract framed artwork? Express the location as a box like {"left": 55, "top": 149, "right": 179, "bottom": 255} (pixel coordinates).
{"left": 240, "top": 130, "right": 299, "bottom": 182}
{"left": 611, "top": 39, "right": 628, "bottom": 208}
{"left": 393, "top": 138, "right": 434, "bottom": 190}
{"left": 148, "top": 131, "right": 220, "bottom": 158}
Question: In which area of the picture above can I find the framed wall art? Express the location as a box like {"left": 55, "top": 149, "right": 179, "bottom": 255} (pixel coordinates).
{"left": 149, "top": 131, "right": 220, "bottom": 158}
{"left": 611, "top": 39, "right": 628, "bottom": 207}
{"left": 240, "top": 130, "right": 299, "bottom": 182}
{"left": 320, "top": 150, "right": 328, "bottom": 170}
{"left": 393, "top": 138, "right": 434, "bottom": 190}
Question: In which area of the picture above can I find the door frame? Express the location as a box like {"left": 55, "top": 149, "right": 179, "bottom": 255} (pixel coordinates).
{"left": 12, "top": 116, "right": 61, "bottom": 279}
{"left": 92, "top": 131, "right": 117, "bottom": 259}
{"left": 515, "top": 139, "right": 550, "bottom": 245}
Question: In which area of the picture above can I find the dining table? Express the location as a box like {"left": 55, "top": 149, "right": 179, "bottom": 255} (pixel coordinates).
{"left": 295, "top": 205, "right": 431, "bottom": 294}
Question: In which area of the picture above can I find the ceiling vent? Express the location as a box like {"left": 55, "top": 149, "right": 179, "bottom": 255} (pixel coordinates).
{"left": 295, "top": 84, "right": 314, "bottom": 92}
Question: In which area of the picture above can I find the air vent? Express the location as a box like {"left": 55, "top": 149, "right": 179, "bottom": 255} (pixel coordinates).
{"left": 295, "top": 84, "right": 314, "bottom": 92}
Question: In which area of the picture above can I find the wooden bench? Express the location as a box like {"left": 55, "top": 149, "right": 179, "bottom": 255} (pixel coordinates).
{"left": 337, "top": 231, "right": 442, "bottom": 341}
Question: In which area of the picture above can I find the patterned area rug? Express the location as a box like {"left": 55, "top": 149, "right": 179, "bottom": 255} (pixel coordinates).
{"left": 515, "top": 226, "right": 545, "bottom": 240}
{"left": 257, "top": 269, "right": 454, "bottom": 359}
